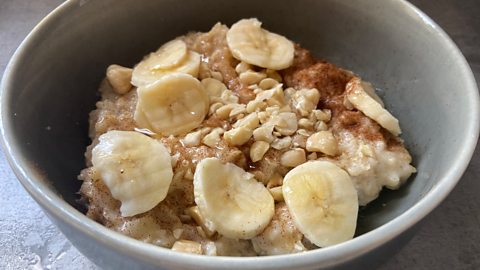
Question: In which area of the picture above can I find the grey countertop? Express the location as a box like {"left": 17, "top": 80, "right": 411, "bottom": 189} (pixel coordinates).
{"left": 1, "top": 1, "right": 479, "bottom": 269}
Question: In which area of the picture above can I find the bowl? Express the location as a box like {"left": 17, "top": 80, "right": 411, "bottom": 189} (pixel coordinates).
{"left": 1, "top": 0, "right": 478, "bottom": 269}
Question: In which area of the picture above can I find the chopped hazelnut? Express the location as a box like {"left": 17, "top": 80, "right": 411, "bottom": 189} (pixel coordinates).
{"left": 272, "top": 112, "right": 298, "bottom": 136}
{"left": 181, "top": 130, "right": 203, "bottom": 147}
{"left": 258, "top": 78, "right": 280, "bottom": 90}
{"left": 250, "top": 141, "right": 270, "bottom": 162}
{"left": 266, "top": 69, "right": 283, "bottom": 82}
{"left": 202, "top": 128, "right": 224, "bottom": 147}
{"left": 306, "top": 131, "right": 339, "bottom": 156}
{"left": 233, "top": 112, "right": 260, "bottom": 129}
{"left": 271, "top": 136, "right": 292, "bottom": 150}
{"left": 239, "top": 70, "right": 267, "bottom": 85}
{"left": 269, "top": 186, "right": 284, "bottom": 202}
{"left": 253, "top": 124, "right": 275, "bottom": 143}
{"left": 171, "top": 240, "right": 202, "bottom": 254}
{"left": 235, "top": 61, "right": 252, "bottom": 74}
{"left": 280, "top": 148, "right": 306, "bottom": 167}
{"left": 223, "top": 126, "right": 253, "bottom": 146}
{"left": 106, "top": 64, "right": 133, "bottom": 94}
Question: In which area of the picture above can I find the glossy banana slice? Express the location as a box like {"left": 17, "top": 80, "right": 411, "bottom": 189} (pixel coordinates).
{"left": 227, "top": 18, "right": 294, "bottom": 70}
{"left": 133, "top": 104, "right": 155, "bottom": 132}
{"left": 131, "top": 39, "right": 201, "bottom": 87}
{"left": 346, "top": 77, "right": 401, "bottom": 135}
{"left": 282, "top": 161, "right": 358, "bottom": 247}
{"left": 91, "top": 130, "right": 173, "bottom": 217}
{"left": 135, "top": 73, "right": 209, "bottom": 136}
{"left": 150, "top": 39, "right": 188, "bottom": 70}
{"left": 193, "top": 158, "right": 275, "bottom": 239}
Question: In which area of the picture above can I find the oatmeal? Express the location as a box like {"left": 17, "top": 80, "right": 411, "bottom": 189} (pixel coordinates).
{"left": 78, "top": 18, "right": 416, "bottom": 256}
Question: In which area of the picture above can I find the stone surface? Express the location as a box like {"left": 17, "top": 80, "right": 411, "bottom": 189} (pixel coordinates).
{"left": 0, "top": 0, "right": 478, "bottom": 269}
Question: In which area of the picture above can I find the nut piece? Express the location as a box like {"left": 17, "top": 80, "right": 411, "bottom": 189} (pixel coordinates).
{"left": 220, "top": 90, "right": 239, "bottom": 104}
{"left": 307, "top": 152, "right": 318, "bottom": 160}
{"left": 223, "top": 126, "right": 253, "bottom": 146}
{"left": 204, "top": 241, "right": 217, "bottom": 256}
{"left": 181, "top": 130, "right": 203, "bottom": 147}
{"left": 312, "top": 109, "right": 331, "bottom": 122}
{"left": 250, "top": 141, "right": 270, "bottom": 162}
{"left": 255, "top": 86, "right": 286, "bottom": 107}
{"left": 239, "top": 70, "right": 267, "bottom": 85}
{"left": 233, "top": 112, "right": 260, "bottom": 129}
{"left": 271, "top": 136, "right": 292, "bottom": 150}
{"left": 298, "top": 118, "right": 314, "bottom": 130}
{"left": 292, "top": 134, "right": 308, "bottom": 148}
{"left": 201, "top": 78, "right": 227, "bottom": 102}
{"left": 258, "top": 78, "right": 280, "bottom": 90}
{"left": 198, "top": 61, "right": 211, "bottom": 80}
{"left": 269, "top": 186, "right": 284, "bottom": 202}
{"left": 246, "top": 100, "right": 267, "bottom": 113}
{"left": 272, "top": 112, "right": 298, "bottom": 136}
{"left": 315, "top": 121, "right": 328, "bottom": 131}
{"left": 253, "top": 124, "right": 275, "bottom": 143}
{"left": 258, "top": 111, "right": 270, "bottom": 124}
{"left": 106, "top": 64, "right": 133, "bottom": 94}
{"left": 173, "top": 228, "right": 184, "bottom": 239}
{"left": 216, "top": 104, "right": 244, "bottom": 119}
{"left": 229, "top": 104, "right": 247, "bottom": 118}
{"left": 306, "top": 131, "right": 339, "bottom": 156}
{"left": 171, "top": 240, "right": 202, "bottom": 254}
{"left": 209, "top": 102, "right": 223, "bottom": 115}
{"left": 266, "top": 69, "right": 283, "bottom": 82}
{"left": 266, "top": 172, "right": 283, "bottom": 188}
{"left": 280, "top": 148, "right": 306, "bottom": 167}
{"left": 296, "top": 128, "right": 312, "bottom": 137}
{"left": 292, "top": 88, "right": 320, "bottom": 116}
{"left": 235, "top": 61, "right": 252, "bottom": 74}
{"left": 185, "top": 206, "right": 216, "bottom": 237}
{"left": 202, "top": 128, "right": 224, "bottom": 147}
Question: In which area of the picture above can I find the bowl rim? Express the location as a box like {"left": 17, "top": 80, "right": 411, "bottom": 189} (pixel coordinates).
{"left": 1, "top": 0, "right": 479, "bottom": 269}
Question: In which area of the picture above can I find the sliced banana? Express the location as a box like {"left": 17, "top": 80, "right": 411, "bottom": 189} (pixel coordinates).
{"left": 201, "top": 78, "right": 227, "bottom": 103}
{"left": 151, "top": 39, "right": 188, "bottom": 70}
{"left": 362, "top": 80, "right": 384, "bottom": 107}
{"left": 194, "top": 158, "right": 275, "bottom": 239}
{"left": 135, "top": 73, "right": 209, "bottom": 136}
{"left": 346, "top": 77, "right": 401, "bottom": 136}
{"left": 91, "top": 130, "right": 173, "bottom": 217}
{"left": 133, "top": 104, "right": 155, "bottom": 132}
{"left": 132, "top": 41, "right": 201, "bottom": 87}
{"left": 282, "top": 161, "right": 358, "bottom": 247}
{"left": 227, "top": 18, "right": 294, "bottom": 70}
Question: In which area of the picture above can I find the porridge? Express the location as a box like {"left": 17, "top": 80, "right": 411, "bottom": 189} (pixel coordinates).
{"left": 78, "top": 18, "right": 416, "bottom": 256}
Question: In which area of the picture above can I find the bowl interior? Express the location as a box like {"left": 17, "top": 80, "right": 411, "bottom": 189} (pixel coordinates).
{"left": 2, "top": 0, "right": 477, "bottom": 245}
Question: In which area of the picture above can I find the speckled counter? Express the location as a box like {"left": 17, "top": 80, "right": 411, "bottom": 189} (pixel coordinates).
{"left": 1, "top": 1, "right": 479, "bottom": 269}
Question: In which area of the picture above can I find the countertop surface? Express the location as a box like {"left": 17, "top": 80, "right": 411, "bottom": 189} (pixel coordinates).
{"left": 0, "top": 1, "right": 479, "bottom": 269}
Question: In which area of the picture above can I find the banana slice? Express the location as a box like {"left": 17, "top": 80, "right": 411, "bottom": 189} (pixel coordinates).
{"left": 361, "top": 80, "right": 384, "bottom": 107}
{"left": 193, "top": 158, "right": 275, "bottom": 239}
{"left": 226, "top": 18, "right": 294, "bottom": 70}
{"left": 282, "top": 161, "right": 358, "bottom": 247}
{"left": 133, "top": 104, "right": 155, "bottom": 132}
{"left": 135, "top": 73, "right": 209, "bottom": 136}
{"left": 91, "top": 130, "right": 173, "bottom": 217}
{"left": 132, "top": 43, "right": 201, "bottom": 88}
{"left": 151, "top": 39, "right": 188, "bottom": 70}
{"left": 346, "top": 77, "right": 401, "bottom": 135}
